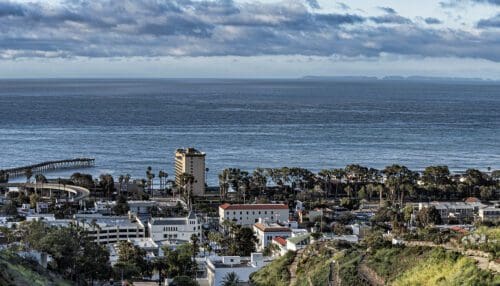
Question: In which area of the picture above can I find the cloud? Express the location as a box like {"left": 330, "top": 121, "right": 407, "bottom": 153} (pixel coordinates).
{"left": 424, "top": 17, "right": 442, "bottom": 24}
{"left": 305, "top": 0, "right": 321, "bottom": 9}
{"left": 477, "top": 13, "right": 500, "bottom": 27}
{"left": 0, "top": 0, "right": 498, "bottom": 62}
{"left": 472, "top": 0, "right": 500, "bottom": 5}
{"left": 378, "top": 7, "right": 397, "bottom": 14}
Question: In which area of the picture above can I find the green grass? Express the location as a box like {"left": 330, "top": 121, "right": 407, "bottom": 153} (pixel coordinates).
{"left": 0, "top": 250, "right": 72, "bottom": 286}
{"left": 250, "top": 251, "right": 296, "bottom": 286}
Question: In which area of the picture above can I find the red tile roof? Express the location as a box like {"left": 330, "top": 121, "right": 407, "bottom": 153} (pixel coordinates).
{"left": 273, "top": 236, "right": 287, "bottom": 246}
{"left": 465, "top": 197, "right": 481, "bottom": 203}
{"left": 220, "top": 203, "right": 289, "bottom": 210}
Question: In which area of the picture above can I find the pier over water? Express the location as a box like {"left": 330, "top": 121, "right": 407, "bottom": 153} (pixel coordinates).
{"left": 1, "top": 158, "right": 95, "bottom": 178}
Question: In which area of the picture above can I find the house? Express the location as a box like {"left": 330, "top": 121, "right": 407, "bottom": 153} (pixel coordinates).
{"left": 206, "top": 253, "right": 271, "bottom": 286}
{"left": 479, "top": 207, "right": 500, "bottom": 223}
{"left": 148, "top": 211, "right": 202, "bottom": 242}
{"left": 253, "top": 221, "right": 291, "bottom": 250}
{"left": 219, "top": 203, "right": 289, "bottom": 226}
{"left": 271, "top": 236, "right": 288, "bottom": 256}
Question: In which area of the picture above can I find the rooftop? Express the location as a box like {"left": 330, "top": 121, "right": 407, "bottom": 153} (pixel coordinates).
{"left": 254, "top": 222, "right": 291, "bottom": 233}
{"left": 272, "top": 236, "right": 287, "bottom": 246}
{"left": 220, "top": 203, "right": 289, "bottom": 210}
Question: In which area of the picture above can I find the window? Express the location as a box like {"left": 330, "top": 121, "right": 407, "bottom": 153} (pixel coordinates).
{"left": 255, "top": 219, "right": 258, "bottom": 223}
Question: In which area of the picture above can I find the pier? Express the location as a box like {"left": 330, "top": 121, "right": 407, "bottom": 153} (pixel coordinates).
{"left": 1, "top": 158, "right": 95, "bottom": 178}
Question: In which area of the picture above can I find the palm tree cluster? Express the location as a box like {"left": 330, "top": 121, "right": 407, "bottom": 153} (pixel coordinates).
{"left": 217, "top": 165, "right": 499, "bottom": 205}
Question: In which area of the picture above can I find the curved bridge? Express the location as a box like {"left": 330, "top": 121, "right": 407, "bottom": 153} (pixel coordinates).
{"left": 1, "top": 183, "right": 90, "bottom": 201}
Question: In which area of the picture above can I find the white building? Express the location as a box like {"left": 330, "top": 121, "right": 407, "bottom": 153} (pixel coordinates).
{"left": 253, "top": 222, "right": 291, "bottom": 251}
{"left": 479, "top": 207, "right": 500, "bottom": 223}
{"left": 219, "top": 203, "right": 289, "bottom": 226}
{"left": 148, "top": 211, "right": 201, "bottom": 242}
{"left": 418, "top": 202, "right": 477, "bottom": 223}
{"left": 206, "top": 253, "right": 271, "bottom": 286}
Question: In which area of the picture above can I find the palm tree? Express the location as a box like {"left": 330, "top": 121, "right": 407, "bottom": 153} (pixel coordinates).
{"left": 124, "top": 174, "right": 131, "bottom": 193}
{"left": 118, "top": 175, "right": 124, "bottom": 194}
{"left": 25, "top": 168, "right": 33, "bottom": 183}
{"left": 331, "top": 168, "right": 346, "bottom": 199}
{"left": 221, "top": 272, "right": 240, "bottom": 286}
{"left": 382, "top": 165, "right": 419, "bottom": 205}
{"left": 179, "top": 173, "right": 195, "bottom": 208}
{"left": 34, "top": 174, "right": 47, "bottom": 196}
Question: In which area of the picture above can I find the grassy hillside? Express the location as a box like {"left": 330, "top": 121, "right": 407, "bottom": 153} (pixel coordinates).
{"left": 250, "top": 251, "right": 296, "bottom": 286}
{"left": 0, "top": 251, "right": 72, "bottom": 286}
{"left": 367, "top": 246, "right": 499, "bottom": 286}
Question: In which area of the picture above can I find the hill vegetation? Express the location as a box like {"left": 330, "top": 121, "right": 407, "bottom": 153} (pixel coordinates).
{"left": 250, "top": 242, "right": 499, "bottom": 286}
{"left": 0, "top": 251, "right": 72, "bottom": 286}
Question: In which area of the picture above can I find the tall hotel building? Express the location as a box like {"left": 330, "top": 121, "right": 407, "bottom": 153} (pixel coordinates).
{"left": 175, "top": 147, "right": 206, "bottom": 196}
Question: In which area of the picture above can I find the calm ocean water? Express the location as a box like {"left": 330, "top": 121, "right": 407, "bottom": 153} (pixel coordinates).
{"left": 0, "top": 79, "right": 499, "bottom": 185}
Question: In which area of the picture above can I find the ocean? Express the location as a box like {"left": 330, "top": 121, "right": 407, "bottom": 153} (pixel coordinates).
{"left": 0, "top": 79, "right": 499, "bottom": 185}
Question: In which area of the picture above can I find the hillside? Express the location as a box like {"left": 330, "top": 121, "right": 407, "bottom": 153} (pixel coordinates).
{"left": 0, "top": 251, "right": 72, "bottom": 286}
{"left": 250, "top": 242, "right": 499, "bottom": 286}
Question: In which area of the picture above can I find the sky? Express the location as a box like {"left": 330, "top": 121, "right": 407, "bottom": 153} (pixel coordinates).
{"left": 0, "top": 0, "right": 499, "bottom": 78}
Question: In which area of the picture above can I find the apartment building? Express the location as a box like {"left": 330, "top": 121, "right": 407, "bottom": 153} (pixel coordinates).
{"left": 175, "top": 148, "right": 206, "bottom": 196}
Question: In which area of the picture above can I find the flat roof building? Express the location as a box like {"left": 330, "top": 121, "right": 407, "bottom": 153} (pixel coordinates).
{"left": 175, "top": 148, "right": 206, "bottom": 196}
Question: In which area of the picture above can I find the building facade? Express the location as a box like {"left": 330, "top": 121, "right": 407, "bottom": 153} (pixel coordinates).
{"left": 148, "top": 212, "right": 202, "bottom": 242}
{"left": 253, "top": 222, "right": 291, "bottom": 251}
{"left": 219, "top": 203, "right": 290, "bottom": 226}
{"left": 175, "top": 148, "right": 206, "bottom": 196}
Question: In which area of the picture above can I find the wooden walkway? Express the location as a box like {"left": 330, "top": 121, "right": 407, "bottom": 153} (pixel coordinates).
{"left": 1, "top": 158, "right": 95, "bottom": 178}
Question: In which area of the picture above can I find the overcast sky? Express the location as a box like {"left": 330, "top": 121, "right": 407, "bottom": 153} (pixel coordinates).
{"left": 0, "top": 0, "right": 499, "bottom": 78}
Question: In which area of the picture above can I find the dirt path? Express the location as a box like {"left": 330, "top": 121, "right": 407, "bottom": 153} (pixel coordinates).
{"left": 289, "top": 249, "right": 303, "bottom": 286}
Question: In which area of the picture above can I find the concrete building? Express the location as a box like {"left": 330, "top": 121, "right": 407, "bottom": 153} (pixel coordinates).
{"left": 175, "top": 148, "right": 206, "bottom": 196}
{"left": 206, "top": 253, "right": 271, "bottom": 286}
{"left": 148, "top": 211, "right": 202, "bottom": 242}
{"left": 219, "top": 203, "right": 289, "bottom": 226}
{"left": 253, "top": 221, "right": 291, "bottom": 251}
{"left": 74, "top": 214, "right": 146, "bottom": 244}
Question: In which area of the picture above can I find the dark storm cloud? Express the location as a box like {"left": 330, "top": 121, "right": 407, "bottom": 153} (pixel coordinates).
{"left": 0, "top": 0, "right": 498, "bottom": 62}
{"left": 477, "top": 13, "right": 500, "bottom": 27}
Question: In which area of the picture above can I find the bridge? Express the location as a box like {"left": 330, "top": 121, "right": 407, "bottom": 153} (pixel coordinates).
{"left": 1, "top": 182, "right": 90, "bottom": 202}
{"left": 1, "top": 158, "right": 95, "bottom": 178}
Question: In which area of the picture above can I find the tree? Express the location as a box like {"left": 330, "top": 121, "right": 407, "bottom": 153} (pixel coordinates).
{"left": 2, "top": 202, "right": 18, "bottom": 216}
{"left": 113, "top": 195, "right": 130, "bottom": 215}
{"left": 24, "top": 168, "right": 33, "bottom": 183}
{"left": 99, "top": 174, "right": 115, "bottom": 199}
{"left": 171, "top": 276, "right": 199, "bottom": 286}
{"left": 227, "top": 226, "right": 257, "bottom": 256}
{"left": 221, "top": 272, "right": 241, "bottom": 286}
{"left": 115, "top": 240, "right": 147, "bottom": 279}
{"left": 29, "top": 193, "right": 40, "bottom": 209}
{"left": 190, "top": 234, "right": 200, "bottom": 277}
{"left": 416, "top": 206, "right": 441, "bottom": 228}
{"left": 382, "top": 165, "right": 419, "bottom": 205}
{"left": 70, "top": 172, "right": 95, "bottom": 191}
